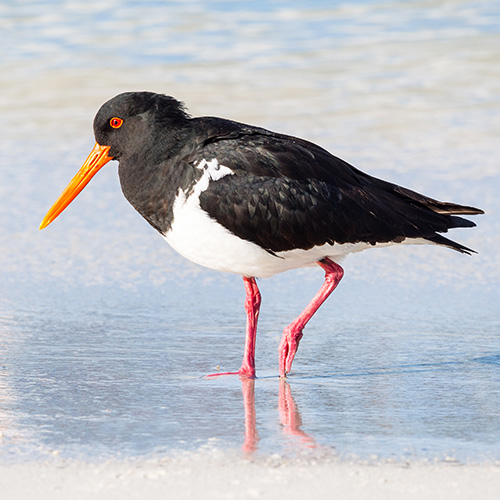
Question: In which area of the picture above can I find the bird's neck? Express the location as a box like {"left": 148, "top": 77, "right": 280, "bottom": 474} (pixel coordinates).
{"left": 117, "top": 129, "right": 202, "bottom": 235}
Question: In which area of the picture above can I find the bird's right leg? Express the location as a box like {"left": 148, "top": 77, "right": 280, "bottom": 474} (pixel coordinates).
{"left": 238, "top": 276, "right": 261, "bottom": 377}
{"left": 206, "top": 276, "right": 260, "bottom": 379}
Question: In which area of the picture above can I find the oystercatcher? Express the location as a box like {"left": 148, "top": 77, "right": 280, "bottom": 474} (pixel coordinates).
{"left": 40, "top": 92, "right": 483, "bottom": 378}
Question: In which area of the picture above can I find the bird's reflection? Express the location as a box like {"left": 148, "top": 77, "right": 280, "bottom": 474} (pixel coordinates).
{"left": 240, "top": 378, "right": 316, "bottom": 455}
{"left": 241, "top": 378, "right": 259, "bottom": 454}
{"left": 278, "top": 380, "right": 316, "bottom": 448}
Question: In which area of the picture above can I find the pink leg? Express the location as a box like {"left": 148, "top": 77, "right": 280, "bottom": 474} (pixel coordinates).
{"left": 239, "top": 276, "right": 261, "bottom": 377}
{"left": 278, "top": 258, "right": 344, "bottom": 377}
{"left": 206, "top": 276, "right": 261, "bottom": 379}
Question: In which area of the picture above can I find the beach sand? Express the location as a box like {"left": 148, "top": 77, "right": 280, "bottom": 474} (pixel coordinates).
{"left": 2, "top": 455, "right": 499, "bottom": 500}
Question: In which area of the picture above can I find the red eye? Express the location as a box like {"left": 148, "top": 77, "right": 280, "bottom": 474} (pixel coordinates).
{"left": 110, "top": 117, "right": 123, "bottom": 128}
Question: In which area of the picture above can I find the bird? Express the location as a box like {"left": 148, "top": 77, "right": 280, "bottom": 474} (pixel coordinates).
{"left": 40, "top": 91, "right": 483, "bottom": 378}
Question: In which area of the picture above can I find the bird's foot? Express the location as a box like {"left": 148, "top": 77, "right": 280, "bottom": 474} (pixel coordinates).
{"left": 278, "top": 327, "right": 303, "bottom": 378}
{"left": 205, "top": 365, "right": 256, "bottom": 379}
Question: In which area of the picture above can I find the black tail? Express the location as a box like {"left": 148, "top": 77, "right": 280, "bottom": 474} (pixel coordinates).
{"left": 394, "top": 185, "right": 484, "bottom": 216}
{"left": 393, "top": 185, "right": 484, "bottom": 254}
{"left": 425, "top": 233, "right": 477, "bottom": 255}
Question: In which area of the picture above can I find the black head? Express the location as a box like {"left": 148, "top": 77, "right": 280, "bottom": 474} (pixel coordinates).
{"left": 93, "top": 91, "right": 191, "bottom": 160}
{"left": 39, "top": 92, "right": 191, "bottom": 230}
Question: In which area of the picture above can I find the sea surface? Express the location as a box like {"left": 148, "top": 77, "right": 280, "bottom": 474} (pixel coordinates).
{"left": 1, "top": 0, "right": 499, "bottom": 464}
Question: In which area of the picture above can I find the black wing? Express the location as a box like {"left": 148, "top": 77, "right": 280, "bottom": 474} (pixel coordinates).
{"left": 187, "top": 118, "right": 483, "bottom": 255}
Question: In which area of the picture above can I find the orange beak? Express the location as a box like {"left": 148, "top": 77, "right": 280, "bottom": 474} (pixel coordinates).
{"left": 39, "top": 142, "right": 114, "bottom": 230}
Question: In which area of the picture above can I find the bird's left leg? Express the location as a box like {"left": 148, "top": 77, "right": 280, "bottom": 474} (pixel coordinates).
{"left": 278, "top": 257, "right": 344, "bottom": 377}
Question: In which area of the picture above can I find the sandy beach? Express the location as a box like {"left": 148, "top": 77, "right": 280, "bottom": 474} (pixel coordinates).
{"left": 2, "top": 455, "right": 500, "bottom": 500}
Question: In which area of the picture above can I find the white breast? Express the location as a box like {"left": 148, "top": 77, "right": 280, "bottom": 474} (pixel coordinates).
{"left": 164, "top": 158, "right": 280, "bottom": 277}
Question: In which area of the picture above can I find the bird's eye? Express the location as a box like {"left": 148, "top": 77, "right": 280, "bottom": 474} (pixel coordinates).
{"left": 110, "top": 117, "right": 123, "bottom": 129}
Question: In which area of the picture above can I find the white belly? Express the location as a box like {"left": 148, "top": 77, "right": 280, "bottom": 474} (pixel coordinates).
{"left": 164, "top": 186, "right": 389, "bottom": 278}
{"left": 163, "top": 158, "right": 425, "bottom": 278}
{"left": 164, "top": 199, "right": 391, "bottom": 278}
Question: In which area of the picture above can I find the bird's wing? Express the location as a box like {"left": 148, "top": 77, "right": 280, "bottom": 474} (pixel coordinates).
{"left": 186, "top": 121, "right": 479, "bottom": 254}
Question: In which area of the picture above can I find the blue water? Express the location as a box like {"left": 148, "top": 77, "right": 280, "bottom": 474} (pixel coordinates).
{"left": 1, "top": 0, "right": 499, "bottom": 464}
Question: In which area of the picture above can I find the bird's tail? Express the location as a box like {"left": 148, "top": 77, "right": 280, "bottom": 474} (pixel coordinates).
{"left": 394, "top": 185, "right": 484, "bottom": 217}
{"left": 386, "top": 185, "right": 483, "bottom": 255}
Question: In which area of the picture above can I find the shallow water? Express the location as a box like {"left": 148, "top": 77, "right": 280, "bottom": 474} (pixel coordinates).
{"left": 1, "top": 0, "right": 499, "bottom": 464}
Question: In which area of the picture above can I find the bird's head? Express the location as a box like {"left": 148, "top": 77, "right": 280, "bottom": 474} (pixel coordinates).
{"left": 39, "top": 92, "right": 189, "bottom": 230}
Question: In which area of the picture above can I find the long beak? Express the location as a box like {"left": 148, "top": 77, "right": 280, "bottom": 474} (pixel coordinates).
{"left": 39, "top": 142, "right": 114, "bottom": 230}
